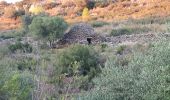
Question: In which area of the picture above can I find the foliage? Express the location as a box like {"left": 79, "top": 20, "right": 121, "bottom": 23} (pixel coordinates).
{"left": 93, "top": 0, "right": 112, "bottom": 7}
{"left": 0, "top": 45, "right": 9, "bottom": 59}
{"left": 110, "top": 27, "right": 150, "bottom": 36}
{"left": 92, "top": 21, "right": 109, "bottom": 27}
{"left": 16, "top": 58, "right": 37, "bottom": 71}
{"left": 100, "top": 43, "right": 108, "bottom": 52}
{"left": 116, "top": 45, "right": 127, "bottom": 55}
{"left": 0, "top": 59, "right": 12, "bottom": 100}
{"left": 4, "top": 6, "right": 25, "bottom": 19}
{"left": 0, "top": 56, "right": 34, "bottom": 100}
{"left": 29, "top": 5, "right": 44, "bottom": 15}
{"left": 29, "top": 16, "right": 68, "bottom": 48}
{"left": 8, "top": 42, "right": 32, "bottom": 53}
{"left": 111, "top": 28, "right": 132, "bottom": 36}
{"left": 77, "top": 39, "right": 170, "bottom": 100}
{"left": 15, "top": 9, "right": 25, "bottom": 17}
{"left": 3, "top": 72, "right": 34, "bottom": 100}
{"left": 21, "top": 14, "right": 34, "bottom": 32}
{"left": 86, "top": 0, "right": 95, "bottom": 9}
{"left": 0, "top": 30, "right": 24, "bottom": 39}
{"left": 82, "top": 7, "right": 90, "bottom": 21}
{"left": 57, "top": 45, "right": 101, "bottom": 77}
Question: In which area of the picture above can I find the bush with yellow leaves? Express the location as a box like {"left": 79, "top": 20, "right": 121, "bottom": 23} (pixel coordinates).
{"left": 82, "top": 7, "right": 90, "bottom": 21}
{"left": 29, "top": 4, "right": 44, "bottom": 15}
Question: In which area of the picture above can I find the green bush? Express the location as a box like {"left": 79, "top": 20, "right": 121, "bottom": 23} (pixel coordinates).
{"left": 0, "top": 45, "right": 9, "bottom": 59}
{"left": 0, "top": 58, "right": 12, "bottom": 100}
{"left": 0, "top": 57, "right": 34, "bottom": 100}
{"left": 8, "top": 42, "right": 32, "bottom": 53}
{"left": 111, "top": 27, "right": 150, "bottom": 36}
{"left": 4, "top": 6, "right": 25, "bottom": 19}
{"left": 29, "top": 16, "right": 68, "bottom": 48}
{"left": 116, "top": 45, "right": 127, "bottom": 55}
{"left": 111, "top": 28, "right": 131, "bottom": 36}
{"left": 57, "top": 45, "right": 101, "bottom": 77}
{"left": 21, "top": 14, "right": 34, "bottom": 32}
{"left": 16, "top": 58, "right": 37, "bottom": 71}
{"left": 3, "top": 72, "right": 34, "bottom": 100}
{"left": 77, "top": 39, "right": 170, "bottom": 100}
{"left": 0, "top": 30, "right": 25, "bottom": 39}
{"left": 86, "top": 1, "right": 95, "bottom": 9}
{"left": 92, "top": 21, "right": 109, "bottom": 27}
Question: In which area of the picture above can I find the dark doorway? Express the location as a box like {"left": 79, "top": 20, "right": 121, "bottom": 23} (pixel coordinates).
{"left": 87, "top": 37, "right": 92, "bottom": 45}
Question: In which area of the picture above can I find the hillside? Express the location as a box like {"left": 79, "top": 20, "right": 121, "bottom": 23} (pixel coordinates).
{"left": 1, "top": 0, "right": 170, "bottom": 100}
{"left": 0, "top": 0, "right": 170, "bottom": 30}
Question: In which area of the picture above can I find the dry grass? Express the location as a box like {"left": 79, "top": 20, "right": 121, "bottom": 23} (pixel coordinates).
{"left": 0, "top": 0, "right": 170, "bottom": 30}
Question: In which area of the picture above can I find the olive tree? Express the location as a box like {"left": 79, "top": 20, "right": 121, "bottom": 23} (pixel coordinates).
{"left": 29, "top": 16, "right": 68, "bottom": 48}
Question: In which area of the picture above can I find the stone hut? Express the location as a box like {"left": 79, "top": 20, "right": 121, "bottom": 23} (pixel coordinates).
{"left": 59, "top": 23, "right": 104, "bottom": 45}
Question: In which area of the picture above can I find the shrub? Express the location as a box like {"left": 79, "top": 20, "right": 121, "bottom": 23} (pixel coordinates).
{"left": 29, "top": 16, "right": 68, "bottom": 48}
{"left": 0, "top": 45, "right": 10, "bottom": 59}
{"left": 3, "top": 72, "right": 34, "bottom": 100}
{"left": 21, "top": 14, "right": 34, "bottom": 32}
{"left": 92, "top": 21, "right": 109, "bottom": 27}
{"left": 0, "top": 30, "right": 24, "bottom": 39}
{"left": 8, "top": 42, "right": 32, "bottom": 53}
{"left": 16, "top": 58, "right": 37, "bottom": 71}
{"left": 29, "top": 5, "right": 44, "bottom": 15}
{"left": 100, "top": 43, "right": 108, "bottom": 52}
{"left": 57, "top": 45, "right": 101, "bottom": 77}
{"left": 110, "top": 27, "right": 150, "bottom": 36}
{"left": 0, "top": 58, "right": 13, "bottom": 100}
{"left": 4, "top": 6, "right": 25, "bottom": 19}
{"left": 77, "top": 39, "right": 170, "bottom": 100}
{"left": 15, "top": 9, "right": 25, "bottom": 17}
{"left": 94, "top": 0, "right": 112, "bottom": 7}
{"left": 82, "top": 7, "right": 90, "bottom": 21}
{"left": 111, "top": 28, "right": 132, "bottom": 36}
{"left": 116, "top": 45, "right": 127, "bottom": 55}
{"left": 86, "top": 1, "right": 95, "bottom": 9}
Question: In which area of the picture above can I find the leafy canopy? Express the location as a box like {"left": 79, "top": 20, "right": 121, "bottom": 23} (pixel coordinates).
{"left": 29, "top": 16, "right": 68, "bottom": 43}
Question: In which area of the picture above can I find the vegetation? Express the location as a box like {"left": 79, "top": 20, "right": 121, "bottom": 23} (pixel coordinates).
{"left": 4, "top": 6, "right": 25, "bottom": 19}
{"left": 0, "top": 4, "right": 170, "bottom": 99}
{"left": 29, "top": 16, "right": 68, "bottom": 48}
{"left": 29, "top": 5, "right": 44, "bottom": 15}
{"left": 110, "top": 27, "right": 151, "bottom": 36}
{"left": 92, "top": 21, "right": 109, "bottom": 27}
{"left": 76, "top": 39, "right": 170, "bottom": 100}
{"left": 8, "top": 42, "right": 33, "bottom": 53}
{"left": 57, "top": 45, "right": 101, "bottom": 77}
{"left": 82, "top": 7, "right": 90, "bottom": 21}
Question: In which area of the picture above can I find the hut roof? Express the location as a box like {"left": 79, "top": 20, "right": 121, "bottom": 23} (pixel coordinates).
{"left": 61, "top": 23, "right": 96, "bottom": 43}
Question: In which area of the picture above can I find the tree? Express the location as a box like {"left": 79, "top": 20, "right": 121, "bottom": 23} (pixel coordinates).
{"left": 29, "top": 16, "right": 68, "bottom": 48}
{"left": 82, "top": 7, "right": 90, "bottom": 21}
{"left": 29, "top": 4, "right": 44, "bottom": 15}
